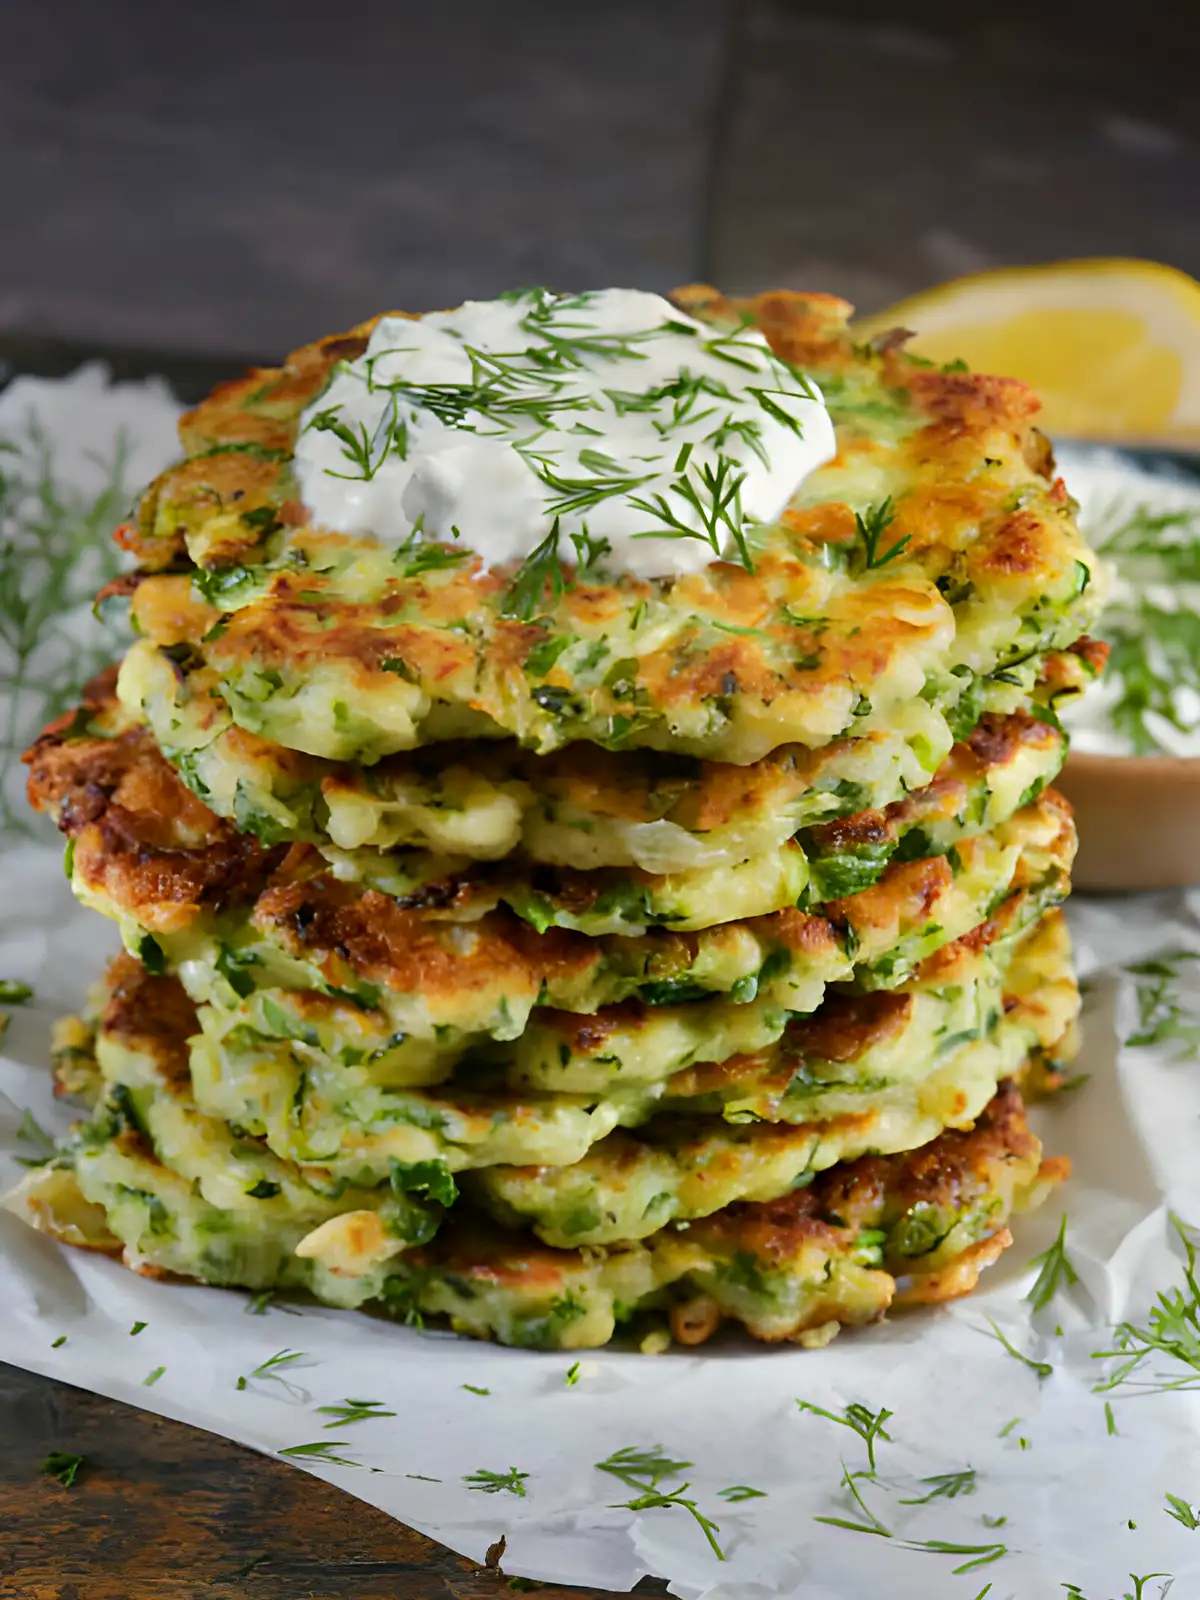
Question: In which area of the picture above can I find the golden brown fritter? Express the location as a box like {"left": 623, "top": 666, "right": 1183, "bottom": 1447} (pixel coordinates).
{"left": 110, "top": 288, "right": 1101, "bottom": 766}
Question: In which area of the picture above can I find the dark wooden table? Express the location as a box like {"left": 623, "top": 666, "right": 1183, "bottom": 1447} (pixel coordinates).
{"left": 0, "top": 1362, "right": 655, "bottom": 1600}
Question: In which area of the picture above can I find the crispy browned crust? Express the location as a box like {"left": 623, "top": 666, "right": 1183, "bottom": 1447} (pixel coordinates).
{"left": 415, "top": 1079, "right": 1045, "bottom": 1338}
{"left": 26, "top": 708, "right": 281, "bottom": 935}
{"left": 824, "top": 852, "right": 953, "bottom": 937}
{"left": 799, "top": 709, "right": 1061, "bottom": 859}
{"left": 99, "top": 951, "right": 197, "bottom": 1090}
{"left": 692, "top": 1078, "right": 1037, "bottom": 1263}
{"left": 254, "top": 849, "right": 598, "bottom": 997}
{"left": 1038, "top": 635, "right": 1111, "bottom": 701}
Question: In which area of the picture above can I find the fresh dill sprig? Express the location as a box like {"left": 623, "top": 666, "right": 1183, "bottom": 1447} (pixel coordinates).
{"left": 1165, "top": 1492, "right": 1200, "bottom": 1530}
{"left": 718, "top": 1484, "right": 767, "bottom": 1501}
{"left": 1087, "top": 497, "right": 1200, "bottom": 754}
{"left": 984, "top": 1316, "right": 1053, "bottom": 1380}
{"left": 244, "top": 1288, "right": 298, "bottom": 1315}
{"left": 568, "top": 529, "right": 611, "bottom": 573}
{"left": 813, "top": 1456, "right": 1006, "bottom": 1575}
{"left": 707, "top": 413, "right": 768, "bottom": 464}
{"left": 1093, "top": 1212, "right": 1200, "bottom": 1395}
{"left": 595, "top": 1445, "right": 724, "bottom": 1561}
{"left": 605, "top": 371, "right": 729, "bottom": 429}
{"left": 14, "top": 1108, "right": 56, "bottom": 1168}
{"left": 906, "top": 1539, "right": 1008, "bottom": 1575}
{"left": 464, "top": 1466, "right": 529, "bottom": 1497}
{"left": 305, "top": 399, "right": 407, "bottom": 481}
{"left": 854, "top": 498, "right": 910, "bottom": 570}
{"left": 236, "top": 1347, "right": 307, "bottom": 1397}
{"left": 1064, "top": 1579, "right": 1174, "bottom": 1600}
{"left": 899, "top": 1468, "right": 977, "bottom": 1505}
{"left": 43, "top": 1451, "right": 85, "bottom": 1488}
{"left": 525, "top": 457, "right": 654, "bottom": 519}
{"left": 1124, "top": 952, "right": 1200, "bottom": 1060}
{"left": 0, "top": 418, "right": 134, "bottom": 837}
{"left": 1026, "top": 1214, "right": 1080, "bottom": 1313}
{"left": 461, "top": 1384, "right": 490, "bottom": 1397}
{"left": 278, "top": 1440, "right": 363, "bottom": 1468}
{"left": 701, "top": 330, "right": 766, "bottom": 373}
{"left": 795, "top": 1398, "right": 894, "bottom": 1475}
{"left": 501, "top": 520, "right": 568, "bottom": 621}
{"left": 814, "top": 1462, "right": 892, "bottom": 1537}
{"left": 629, "top": 456, "right": 752, "bottom": 570}
{"left": 316, "top": 1399, "right": 396, "bottom": 1427}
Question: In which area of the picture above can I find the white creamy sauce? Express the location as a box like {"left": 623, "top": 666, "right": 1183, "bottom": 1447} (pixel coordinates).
{"left": 293, "top": 288, "right": 836, "bottom": 580}
{"left": 1056, "top": 444, "right": 1200, "bottom": 758}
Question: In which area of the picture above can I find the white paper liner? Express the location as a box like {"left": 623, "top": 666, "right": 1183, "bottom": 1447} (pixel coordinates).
{"left": 0, "top": 373, "right": 1196, "bottom": 1600}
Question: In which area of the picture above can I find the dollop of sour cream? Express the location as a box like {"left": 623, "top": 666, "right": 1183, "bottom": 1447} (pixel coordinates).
{"left": 1057, "top": 444, "right": 1200, "bottom": 758}
{"left": 293, "top": 288, "right": 836, "bottom": 580}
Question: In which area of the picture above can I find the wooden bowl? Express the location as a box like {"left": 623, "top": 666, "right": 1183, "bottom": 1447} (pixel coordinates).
{"left": 1057, "top": 750, "right": 1200, "bottom": 890}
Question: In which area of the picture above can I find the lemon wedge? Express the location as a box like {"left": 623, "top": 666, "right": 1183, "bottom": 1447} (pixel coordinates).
{"left": 855, "top": 258, "right": 1200, "bottom": 441}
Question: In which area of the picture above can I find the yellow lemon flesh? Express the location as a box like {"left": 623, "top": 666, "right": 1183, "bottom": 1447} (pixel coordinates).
{"left": 856, "top": 258, "right": 1200, "bottom": 442}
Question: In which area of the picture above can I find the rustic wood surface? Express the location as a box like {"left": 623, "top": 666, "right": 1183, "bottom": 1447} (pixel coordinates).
{"left": 0, "top": 1362, "right": 659, "bottom": 1600}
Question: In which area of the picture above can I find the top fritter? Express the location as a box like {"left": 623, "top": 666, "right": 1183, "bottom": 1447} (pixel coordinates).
{"left": 117, "top": 286, "right": 1102, "bottom": 766}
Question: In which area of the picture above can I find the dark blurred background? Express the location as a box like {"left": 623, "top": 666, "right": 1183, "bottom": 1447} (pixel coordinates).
{"left": 2, "top": 0, "right": 1199, "bottom": 363}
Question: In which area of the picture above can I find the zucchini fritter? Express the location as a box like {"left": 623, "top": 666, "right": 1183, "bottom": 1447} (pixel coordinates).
{"left": 50, "top": 895, "right": 1074, "bottom": 1197}
{"left": 120, "top": 639, "right": 1067, "bottom": 875}
{"left": 8, "top": 1079, "right": 1060, "bottom": 1349}
{"left": 113, "top": 288, "right": 1101, "bottom": 766}
{"left": 26, "top": 684, "right": 1075, "bottom": 1065}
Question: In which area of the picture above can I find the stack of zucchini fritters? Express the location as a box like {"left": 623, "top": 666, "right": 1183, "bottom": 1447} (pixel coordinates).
{"left": 10, "top": 286, "right": 1103, "bottom": 1350}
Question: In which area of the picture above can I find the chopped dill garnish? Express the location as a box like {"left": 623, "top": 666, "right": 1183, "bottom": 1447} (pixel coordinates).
{"left": 984, "top": 1316, "right": 1053, "bottom": 1380}
{"left": 1087, "top": 497, "right": 1200, "bottom": 754}
{"left": 1165, "top": 1492, "right": 1200, "bottom": 1530}
{"left": 1124, "top": 952, "right": 1200, "bottom": 1060}
{"left": 316, "top": 1399, "right": 396, "bottom": 1427}
{"left": 595, "top": 1445, "right": 724, "bottom": 1561}
{"left": 629, "top": 456, "right": 753, "bottom": 571}
{"left": 14, "top": 1108, "right": 56, "bottom": 1168}
{"left": 278, "top": 1440, "right": 363, "bottom": 1468}
{"left": 501, "top": 520, "right": 568, "bottom": 621}
{"left": 795, "top": 1398, "right": 894, "bottom": 1475}
{"left": 1025, "top": 1214, "right": 1080, "bottom": 1313}
{"left": 43, "top": 1451, "right": 85, "bottom": 1488}
{"left": 854, "top": 498, "right": 910, "bottom": 570}
{"left": 1093, "top": 1212, "right": 1200, "bottom": 1395}
{"left": 0, "top": 419, "right": 134, "bottom": 837}
{"left": 464, "top": 1466, "right": 529, "bottom": 1497}
{"left": 899, "top": 1467, "right": 977, "bottom": 1505}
